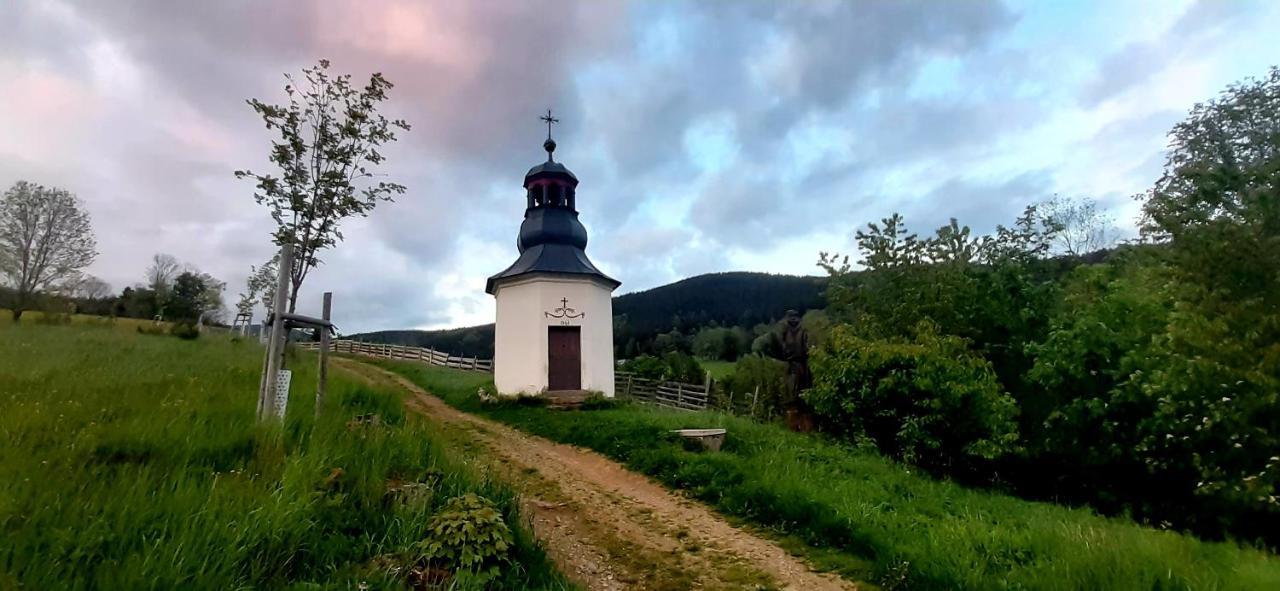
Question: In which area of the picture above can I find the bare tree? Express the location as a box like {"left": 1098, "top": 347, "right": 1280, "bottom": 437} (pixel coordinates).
{"left": 236, "top": 59, "right": 410, "bottom": 312}
{"left": 71, "top": 275, "right": 112, "bottom": 300}
{"left": 0, "top": 181, "right": 98, "bottom": 321}
{"left": 145, "top": 253, "right": 181, "bottom": 317}
{"left": 1041, "top": 195, "right": 1117, "bottom": 256}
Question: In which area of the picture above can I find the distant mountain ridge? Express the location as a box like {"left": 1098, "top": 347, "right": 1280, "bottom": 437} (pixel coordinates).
{"left": 347, "top": 271, "right": 827, "bottom": 358}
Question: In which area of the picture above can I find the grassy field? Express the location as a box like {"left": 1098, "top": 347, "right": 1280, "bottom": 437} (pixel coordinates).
{"left": 373, "top": 359, "right": 1280, "bottom": 591}
{"left": 698, "top": 359, "right": 736, "bottom": 380}
{"left": 0, "top": 320, "right": 573, "bottom": 590}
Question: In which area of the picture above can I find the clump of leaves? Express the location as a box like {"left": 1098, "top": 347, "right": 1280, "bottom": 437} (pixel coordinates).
{"left": 416, "top": 493, "right": 513, "bottom": 583}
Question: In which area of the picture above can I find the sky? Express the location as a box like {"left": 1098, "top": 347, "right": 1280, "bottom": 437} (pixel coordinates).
{"left": 2, "top": 0, "right": 1278, "bottom": 333}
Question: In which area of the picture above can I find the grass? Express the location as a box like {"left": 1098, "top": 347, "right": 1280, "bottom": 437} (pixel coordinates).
{"left": 698, "top": 359, "right": 736, "bottom": 380}
{"left": 372, "top": 359, "right": 1280, "bottom": 591}
{"left": 0, "top": 320, "right": 574, "bottom": 590}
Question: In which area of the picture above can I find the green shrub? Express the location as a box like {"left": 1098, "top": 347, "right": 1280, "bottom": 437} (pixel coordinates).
{"left": 618, "top": 355, "right": 666, "bottom": 379}
{"left": 170, "top": 321, "right": 200, "bottom": 340}
{"left": 662, "top": 351, "right": 705, "bottom": 383}
{"left": 717, "top": 354, "right": 787, "bottom": 418}
{"left": 417, "top": 493, "right": 513, "bottom": 583}
{"left": 619, "top": 352, "right": 704, "bottom": 383}
{"left": 807, "top": 323, "right": 1019, "bottom": 471}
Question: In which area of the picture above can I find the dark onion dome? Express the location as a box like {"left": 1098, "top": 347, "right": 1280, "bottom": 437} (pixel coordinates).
{"left": 486, "top": 135, "right": 619, "bottom": 294}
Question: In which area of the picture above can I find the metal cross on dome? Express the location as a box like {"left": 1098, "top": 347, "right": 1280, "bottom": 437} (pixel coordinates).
{"left": 540, "top": 109, "right": 559, "bottom": 140}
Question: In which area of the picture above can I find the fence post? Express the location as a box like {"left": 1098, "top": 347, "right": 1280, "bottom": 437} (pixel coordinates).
{"left": 315, "top": 291, "right": 332, "bottom": 417}
{"left": 751, "top": 385, "right": 760, "bottom": 419}
{"left": 704, "top": 372, "right": 712, "bottom": 410}
{"left": 676, "top": 382, "right": 684, "bottom": 408}
{"left": 627, "top": 374, "right": 634, "bottom": 398}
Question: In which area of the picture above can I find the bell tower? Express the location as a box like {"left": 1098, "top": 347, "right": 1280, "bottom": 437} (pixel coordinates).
{"left": 487, "top": 111, "right": 620, "bottom": 396}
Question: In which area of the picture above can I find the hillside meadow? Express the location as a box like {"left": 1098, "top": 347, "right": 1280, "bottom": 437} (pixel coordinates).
{"left": 0, "top": 319, "right": 572, "bottom": 590}
{"left": 373, "top": 359, "right": 1280, "bottom": 591}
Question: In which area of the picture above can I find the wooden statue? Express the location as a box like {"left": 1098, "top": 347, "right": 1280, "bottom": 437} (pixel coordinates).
{"left": 770, "top": 309, "right": 816, "bottom": 432}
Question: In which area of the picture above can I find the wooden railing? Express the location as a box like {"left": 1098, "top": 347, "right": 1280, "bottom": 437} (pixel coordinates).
{"left": 614, "top": 370, "right": 710, "bottom": 411}
{"left": 297, "top": 339, "right": 493, "bottom": 373}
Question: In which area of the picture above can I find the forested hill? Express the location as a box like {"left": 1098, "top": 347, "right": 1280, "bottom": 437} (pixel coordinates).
{"left": 346, "top": 271, "right": 827, "bottom": 358}
{"left": 613, "top": 272, "right": 826, "bottom": 344}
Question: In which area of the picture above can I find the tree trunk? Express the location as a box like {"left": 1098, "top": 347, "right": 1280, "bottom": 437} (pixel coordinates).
{"left": 287, "top": 280, "right": 301, "bottom": 314}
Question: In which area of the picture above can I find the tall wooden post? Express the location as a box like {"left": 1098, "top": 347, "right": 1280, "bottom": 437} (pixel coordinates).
{"left": 315, "top": 291, "right": 332, "bottom": 417}
{"left": 259, "top": 243, "right": 293, "bottom": 422}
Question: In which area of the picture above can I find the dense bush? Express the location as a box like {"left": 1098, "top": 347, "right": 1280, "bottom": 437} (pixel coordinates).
{"left": 662, "top": 351, "right": 705, "bottom": 383}
{"left": 808, "top": 324, "right": 1019, "bottom": 471}
{"left": 617, "top": 355, "right": 666, "bottom": 380}
{"left": 618, "top": 352, "right": 706, "bottom": 383}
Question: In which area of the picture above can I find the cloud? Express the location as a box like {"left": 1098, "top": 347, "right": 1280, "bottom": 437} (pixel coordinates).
{"left": 1081, "top": 0, "right": 1259, "bottom": 106}
{"left": 1, "top": 0, "right": 1276, "bottom": 331}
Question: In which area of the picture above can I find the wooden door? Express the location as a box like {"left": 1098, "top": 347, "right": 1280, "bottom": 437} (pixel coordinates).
{"left": 547, "top": 326, "right": 581, "bottom": 390}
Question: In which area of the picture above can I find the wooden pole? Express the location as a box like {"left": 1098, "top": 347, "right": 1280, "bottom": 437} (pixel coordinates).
{"left": 315, "top": 291, "right": 332, "bottom": 417}
{"left": 260, "top": 243, "right": 293, "bottom": 422}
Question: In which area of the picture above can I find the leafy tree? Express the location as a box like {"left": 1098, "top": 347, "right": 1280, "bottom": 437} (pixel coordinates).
{"left": 0, "top": 181, "right": 97, "bottom": 321}
{"left": 1124, "top": 66, "right": 1280, "bottom": 533}
{"left": 114, "top": 286, "right": 158, "bottom": 319}
{"left": 236, "top": 255, "right": 279, "bottom": 317}
{"left": 167, "top": 270, "right": 225, "bottom": 323}
{"left": 819, "top": 206, "right": 1063, "bottom": 410}
{"left": 236, "top": 59, "right": 410, "bottom": 312}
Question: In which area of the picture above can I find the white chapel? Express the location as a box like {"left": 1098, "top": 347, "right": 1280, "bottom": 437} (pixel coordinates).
{"left": 486, "top": 115, "right": 621, "bottom": 396}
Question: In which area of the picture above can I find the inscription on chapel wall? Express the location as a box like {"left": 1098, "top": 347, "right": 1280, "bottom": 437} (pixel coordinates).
{"left": 545, "top": 297, "right": 584, "bottom": 325}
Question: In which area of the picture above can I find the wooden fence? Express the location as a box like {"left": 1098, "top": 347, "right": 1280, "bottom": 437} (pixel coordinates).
{"left": 614, "top": 371, "right": 710, "bottom": 411}
{"left": 297, "top": 339, "right": 493, "bottom": 372}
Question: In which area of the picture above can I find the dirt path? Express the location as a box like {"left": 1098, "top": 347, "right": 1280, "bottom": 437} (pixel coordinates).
{"left": 335, "top": 358, "right": 858, "bottom": 591}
